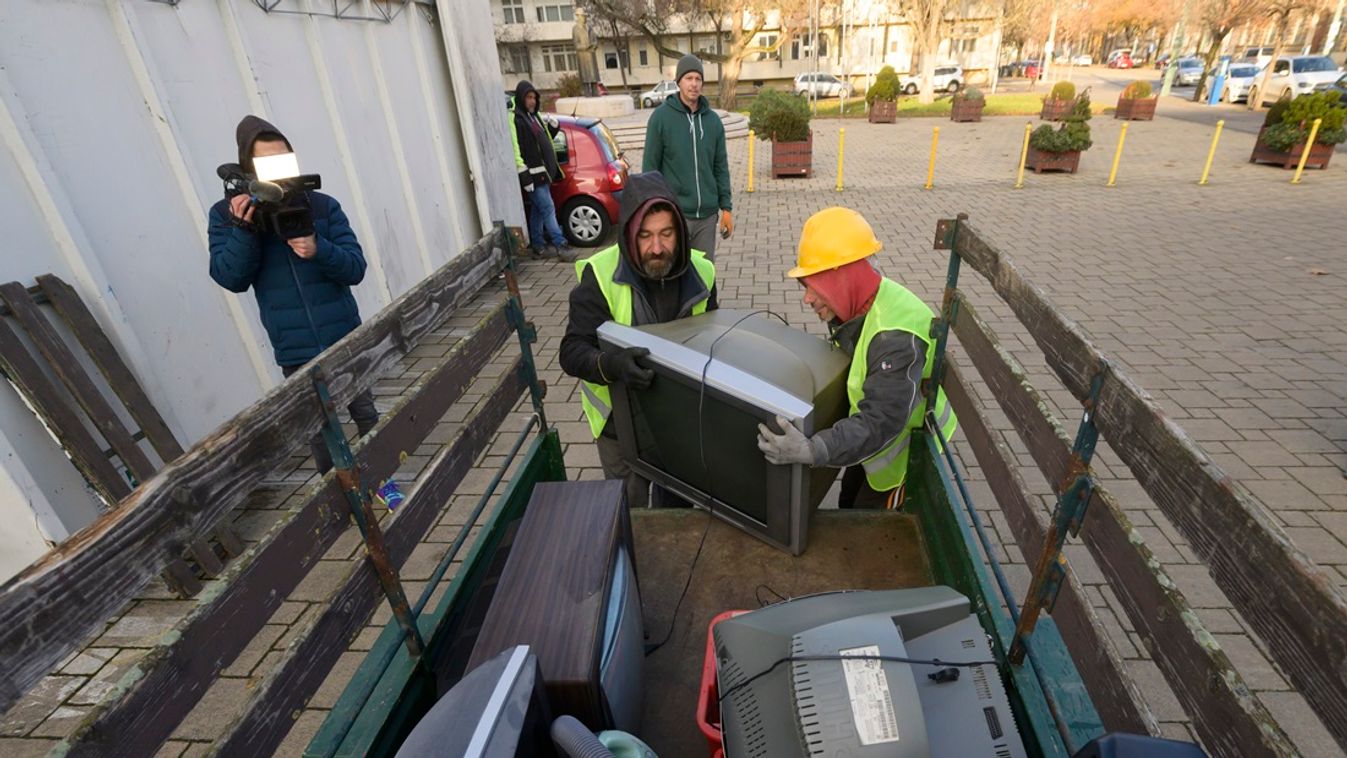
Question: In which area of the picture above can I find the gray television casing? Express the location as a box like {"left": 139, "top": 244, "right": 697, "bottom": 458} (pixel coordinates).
{"left": 714, "top": 587, "right": 1027, "bottom": 758}
{"left": 596, "top": 310, "right": 852, "bottom": 555}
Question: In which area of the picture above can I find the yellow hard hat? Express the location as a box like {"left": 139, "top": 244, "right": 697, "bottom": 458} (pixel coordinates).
{"left": 788, "top": 207, "right": 882, "bottom": 278}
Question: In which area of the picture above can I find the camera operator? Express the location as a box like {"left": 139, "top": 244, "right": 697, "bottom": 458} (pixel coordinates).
{"left": 207, "top": 115, "right": 377, "bottom": 474}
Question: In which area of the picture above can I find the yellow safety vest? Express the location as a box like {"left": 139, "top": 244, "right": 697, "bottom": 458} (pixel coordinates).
{"left": 846, "top": 278, "right": 958, "bottom": 491}
{"left": 576, "top": 245, "right": 716, "bottom": 438}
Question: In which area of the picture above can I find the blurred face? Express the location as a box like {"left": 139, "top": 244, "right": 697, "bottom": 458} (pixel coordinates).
{"left": 524, "top": 91, "right": 538, "bottom": 111}
{"left": 636, "top": 208, "right": 677, "bottom": 278}
{"left": 678, "top": 71, "right": 702, "bottom": 105}
{"left": 801, "top": 278, "right": 837, "bottom": 323}
{"left": 252, "top": 139, "right": 289, "bottom": 160}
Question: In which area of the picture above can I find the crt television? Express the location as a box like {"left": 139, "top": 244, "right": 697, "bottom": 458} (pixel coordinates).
{"left": 714, "top": 587, "right": 1027, "bottom": 758}
{"left": 597, "top": 310, "right": 851, "bottom": 555}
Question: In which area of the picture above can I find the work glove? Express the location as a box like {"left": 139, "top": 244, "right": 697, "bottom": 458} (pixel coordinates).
{"left": 519, "top": 173, "right": 535, "bottom": 194}
{"left": 719, "top": 209, "right": 734, "bottom": 239}
{"left": 601, "top": 346, "right": 654, "bottom": 390}
{"left": 757, "top": 415, "right": 817, "bottom": 466}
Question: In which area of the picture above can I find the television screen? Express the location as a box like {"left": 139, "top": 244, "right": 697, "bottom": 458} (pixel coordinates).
{"left": 597, "top": 310, "right": 851, "bottom": 554}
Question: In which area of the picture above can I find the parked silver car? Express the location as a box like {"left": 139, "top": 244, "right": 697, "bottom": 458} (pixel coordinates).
{"left": 639, "top": 80, "right": 677, "bottom": 108}
{"left": 793, "top": 72, "right": 852, "bottom": 98}
{"left": 901, "top": 66, "right": 964, "bottom": 94}
{"left": 1249, "top": 55, "right": 1344, "bottom": 106}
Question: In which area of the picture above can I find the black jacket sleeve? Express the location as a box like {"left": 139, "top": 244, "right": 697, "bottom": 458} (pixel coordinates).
{"left": 811, "top": 330, "right": 926, "bottom": 467}
{"left": 559, "top": 266, "right": 614, "bottom": 384}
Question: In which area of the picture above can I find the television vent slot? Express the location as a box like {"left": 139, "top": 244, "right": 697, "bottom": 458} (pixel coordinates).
{"left": 791, "top": 637, "right": 828, "bottom": 757}
{"left": 961, "top": 638, "right": 977, "bottom": 649}
{"left": 983, "top": 706, "right": 1004, "bottom": 740}
{"left": 972, "top": 664, "right": 993, "bottom": 701}
{"left": 995, "top": 747, "right": 1013, "bottom": 758}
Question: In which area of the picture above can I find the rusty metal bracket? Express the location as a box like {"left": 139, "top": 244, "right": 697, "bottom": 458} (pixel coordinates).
{"left": 1009, "top": 360, "right": 1109, "bottom": 664}
{"left": 310, "top": 365, "right": 427, "bottom": 658}
{"left": 933, "top": 213, "right": 965, "bottom": 250}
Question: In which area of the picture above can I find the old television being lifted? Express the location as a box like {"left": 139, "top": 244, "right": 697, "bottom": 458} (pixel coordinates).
{"left": 597, "top": 310, "right": 851, "bottom": 555}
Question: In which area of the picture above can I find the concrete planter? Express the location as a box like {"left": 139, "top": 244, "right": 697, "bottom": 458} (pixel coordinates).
{"left": 951, "top": 98, "right": 985, "bottom": 122}
{"left": 1024, "top": 146, "right": 1081, "bottom": 174}
{"left": 1114, "top": 96, "right": 1157, "bottom": 121}
{"left": 772, "top": 132, "right": 813, "bottom": 178}
{"left": 1040, "top": 98, "right": 1076, "bottom": 121}
{"left": 868, "top": 100, "right": 897, "bottom": 123}
{"left": 1249, "top": 126, "right": 1335, "bottom": 169}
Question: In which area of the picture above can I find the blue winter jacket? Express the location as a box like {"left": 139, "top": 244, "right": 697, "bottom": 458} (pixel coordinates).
{"left": 207, "top": 192, "right": 367, "bottom": 367}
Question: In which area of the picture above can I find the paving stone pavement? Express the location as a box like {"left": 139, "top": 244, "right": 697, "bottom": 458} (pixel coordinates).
{"left": 3, "top": 104, "right": 1344, "bottom": 756}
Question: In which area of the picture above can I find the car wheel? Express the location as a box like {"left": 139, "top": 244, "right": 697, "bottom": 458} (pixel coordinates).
{"left": 904, "top": 83, "right": 918, "bottom": 95}
{"left": 947, "top": 80, "right": 960, "bottom": 93}
{"left": 562, "top": 197, "right": 609, "bottom": 247}
{"left": 643, "top": 97, "right": 653, "bottom": 108}
{"left": 1282, "top": 88, "right": 1293, "bottom": 101}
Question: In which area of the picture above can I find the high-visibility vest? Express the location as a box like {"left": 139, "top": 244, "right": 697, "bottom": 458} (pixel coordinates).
{"left": 576, "top": 245, "right": 716, "bottom": 438}
{"left": 846, "top": 278, "right": 958, "bottom": 491}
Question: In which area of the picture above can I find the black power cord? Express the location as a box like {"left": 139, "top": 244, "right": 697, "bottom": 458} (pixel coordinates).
{"left": 717, "top": 653, "right": 999, "bottom": 704}
{"left": 644, "top": 310, "right": 791, "bottom": 657}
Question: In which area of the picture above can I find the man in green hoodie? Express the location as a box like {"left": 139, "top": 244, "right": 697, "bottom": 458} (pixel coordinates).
{"left": 642, "top": 54, "right": 733, "bottom": 261}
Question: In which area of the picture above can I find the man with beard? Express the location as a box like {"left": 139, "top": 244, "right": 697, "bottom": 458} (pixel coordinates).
{"left": 756, "top": 207, "right": 957, "bottom": 509}
{"left": 560, "top": 171, "right": 718, "bottom": 508}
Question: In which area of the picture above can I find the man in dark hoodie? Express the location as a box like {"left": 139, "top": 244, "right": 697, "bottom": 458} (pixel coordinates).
{"left": 207, "top": 115, "right": 377, "bottom": 473}
{"left": 510, "top": 80, "right": 573, "bottom": 259}
{"left": 560, "top": 172, "right": 717, "bottom": 507}
{"left": 642, "top": 54, "right": 733, "bottom": 261}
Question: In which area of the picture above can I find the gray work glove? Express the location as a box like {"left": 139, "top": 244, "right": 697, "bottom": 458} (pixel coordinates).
{"left": 757, "top": 415, "right": 817, "bottom": 466}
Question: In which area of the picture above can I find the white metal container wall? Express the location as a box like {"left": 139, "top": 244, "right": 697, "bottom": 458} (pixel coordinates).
{"left": 0, "top": 0, "right": 524, "bottom": 581}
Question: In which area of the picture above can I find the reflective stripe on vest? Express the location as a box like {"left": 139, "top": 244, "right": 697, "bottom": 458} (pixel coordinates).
{"left": 576, "top": 245, "right": 716, "bottom": 438}
{"left": 847, "top": 278, "right": 959, "bottom": 491}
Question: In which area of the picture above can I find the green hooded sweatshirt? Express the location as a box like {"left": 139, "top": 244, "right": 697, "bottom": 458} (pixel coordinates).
{"left": 641, "top": 93, "right": 731, "bottom": 221}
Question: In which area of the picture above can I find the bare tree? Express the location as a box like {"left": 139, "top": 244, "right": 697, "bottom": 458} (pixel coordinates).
{"left": 1247, "top": 0, "right": 1328, "bottom": 109}
{"left": 1192, "top": 0, "right": 1266, "bottom": 101}
{"left": 902, "top": 0, "right": 955, "bottom": 104}
{"left": 584, "top": 0, "right": 809, "bottom": 109}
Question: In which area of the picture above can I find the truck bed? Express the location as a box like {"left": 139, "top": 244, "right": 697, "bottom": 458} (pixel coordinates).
{"left": 633, "top": 509, "right": 933, "bottom": 756}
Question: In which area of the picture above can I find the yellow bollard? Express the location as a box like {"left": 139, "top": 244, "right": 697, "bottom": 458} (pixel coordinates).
{"left": 924, "top": 127, "right": 940, "bottom": 190}
{"left": 1291, "top": 117, "right": 1323, "bottom": 184}
{"left": 836, "top": 128, "right": 846, "bottom": 192}
{"left": 1106, "top": 122, "right": 1129, "bottom": 187}
{"left": 1014, "top": 122, "right": 1032, "bottom": 189}
{"left": 1198, "top": 120, "right": 1224, "bottom": 186}
{"left": 747, "top": 130, "right": 755, "bottom": 193}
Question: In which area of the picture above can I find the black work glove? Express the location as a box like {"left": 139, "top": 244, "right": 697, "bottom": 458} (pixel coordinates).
{"left": 601, "top": 346, "right": 654, "bottom": 390}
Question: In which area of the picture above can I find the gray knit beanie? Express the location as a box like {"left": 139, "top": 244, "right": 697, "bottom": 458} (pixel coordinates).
{"left": 675, "top": 54, "right": 704, "bottom": 83}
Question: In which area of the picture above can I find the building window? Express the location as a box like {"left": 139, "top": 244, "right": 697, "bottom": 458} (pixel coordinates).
{"left": 791, "top": 33, "right": 828, "bottom": 60}
{"left": 536, "top": 3, "right": 575, "bottom": 23}
{"left": 501, "top": 0, "right": 524, "bottom": 24}
{"left": 604, "top": 48, "right": 631, "bottom": 70}
{"left": 951, "top": 38, "right": 978, "bottom": 54}
{"left": 756, "top": 34, "right": 779, "bottom": 61}
{"left": 889, "top": 40, "right": 899, "bottom": 53}
{"left": 638, "top": 46, "right": 649, "bottom": 66}
{"left": 542, "top": 43, "right": 578, "bottom": 73}
{"left": 501, "top": 45, "right": 530, "bottom": 74}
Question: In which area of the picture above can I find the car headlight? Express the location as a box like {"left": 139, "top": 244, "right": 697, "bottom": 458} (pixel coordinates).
{"left": 1298, "top": 80, "right": 1312, "bottom": 88}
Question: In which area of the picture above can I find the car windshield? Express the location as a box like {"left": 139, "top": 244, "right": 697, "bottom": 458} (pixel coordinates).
{"left": 1293, "top": 57, "right": 1337, "bottom": 73}
{"left": 1229, "top": 65, "right": 1259, "bottom": 78}
{"left": 590, "top": 123, "right": 621, "bottom": 163}
{"left": 1179, "top": 59, "right": 1201, "bottom": 69}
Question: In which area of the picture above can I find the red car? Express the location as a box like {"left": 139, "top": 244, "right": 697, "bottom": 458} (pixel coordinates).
{"left": 1107, "top": 53, "right": 1134, "bottom": 69}
{"left": 1023, "top": 60, "right": 1042, "bottom": 79}
{"left": 547, "top": 116, "right": 629, "bottom": 247}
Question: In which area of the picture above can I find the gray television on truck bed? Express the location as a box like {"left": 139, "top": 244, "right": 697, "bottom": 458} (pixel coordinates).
{"left": 596, "top": 310, "right": 850, "bottom": 555}
{"left": 714, "top": 587, "right": 1027, "bottom": 758}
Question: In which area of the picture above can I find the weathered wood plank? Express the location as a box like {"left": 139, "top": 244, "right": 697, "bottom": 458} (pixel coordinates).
{"left": 0, "top": 317, "right": 129, "bottom": 501}
{"left": 209, "top": 361, "right": 528, "bottom": 757}
{"left": 0, "top": 281, "right": 156, "bottom": 481}
{"left": 0, "top": 227, "right": 509, "bottom": 714}
{"left": 954, "top": 220, "right": 1347, "bottom": 751}
{"left": 950, "top": 304, "right": 1296, "bottom": 756}
{"left": 943, "top": 360, "right": 1155, "bottom": 737}
{"left": 37, "top": 274, "right": 185, "bottom": 462}
{"left": 57, "top": 304, "right": 514, "bottom": 756}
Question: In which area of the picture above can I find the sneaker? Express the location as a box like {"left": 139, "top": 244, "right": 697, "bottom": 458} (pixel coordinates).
{"left": 557, "top": 245, "right": 583, "bottom": 262}
{"left": 541, "top": 244, "right": 559, "bottom": 258}
{"left": 529, "top": 246, "right": 547, "bottom": 258}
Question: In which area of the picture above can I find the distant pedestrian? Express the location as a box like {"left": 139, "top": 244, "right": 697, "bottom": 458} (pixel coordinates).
{"left": 511, "top": 80, "right": 574, "bottom": 259}
{"left": 642, "top": 54, "right": 733, "bottom": 260}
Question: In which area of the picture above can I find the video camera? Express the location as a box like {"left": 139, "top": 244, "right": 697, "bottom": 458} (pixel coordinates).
{"left": 216, "top": 160, "right": 322, "bottom": 240}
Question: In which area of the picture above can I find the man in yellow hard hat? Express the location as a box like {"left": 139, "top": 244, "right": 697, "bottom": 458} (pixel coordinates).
{"left": 756, "top": 207, "right": 956, "bottom": 509}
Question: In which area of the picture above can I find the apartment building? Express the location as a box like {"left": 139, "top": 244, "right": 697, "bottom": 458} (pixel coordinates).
{"left": 490, "top": 0, "right": 1001, "bottom": 93}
